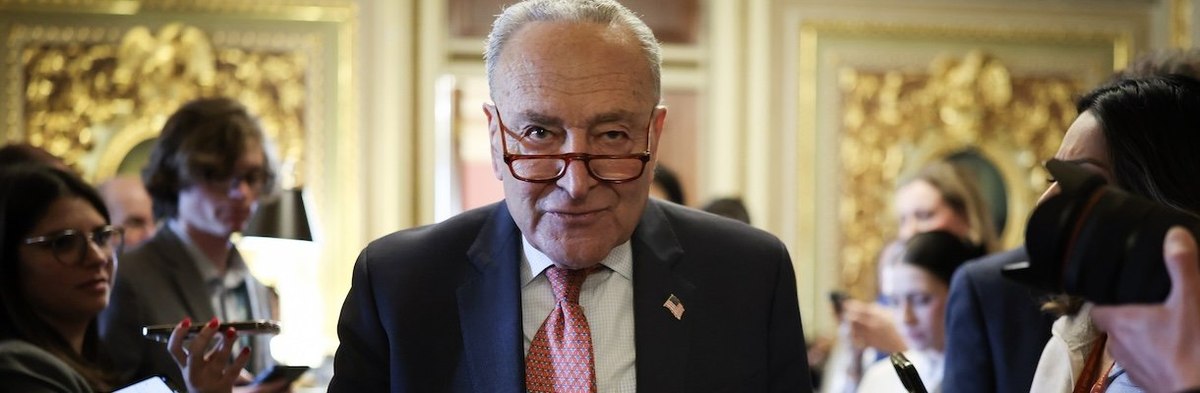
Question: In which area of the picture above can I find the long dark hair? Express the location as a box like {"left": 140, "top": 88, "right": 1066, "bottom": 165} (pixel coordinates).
{"left": 1078, "top": 74, "right": 1200, "bottom": 216}
{"left": 1047, "top": 75, "right": 1200, "bottom": 316}
{"left": 0, "top": 164, "right": 115, "bottom": 390}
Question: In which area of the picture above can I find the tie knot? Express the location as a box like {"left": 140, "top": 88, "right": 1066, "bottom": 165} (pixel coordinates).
{"left": 545, "top": 266, "right": 595, "bottom": 304}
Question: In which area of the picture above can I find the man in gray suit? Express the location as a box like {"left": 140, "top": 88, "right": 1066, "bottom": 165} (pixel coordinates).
{"left": 99, "top": 98, "right": 286, "bottom": 392}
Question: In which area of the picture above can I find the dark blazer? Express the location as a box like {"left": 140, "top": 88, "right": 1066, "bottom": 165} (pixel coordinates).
{"left": 98, "top": 228, "right": 275, "bottom": 388}
{"left": 329, "top": 200, "right": 813, "bottom": 392}
{"left": 0, "top": 339, "right": 92, "bottom": 393}
{"left": 942, "top": 248, "right": 1055, "bottom": 393}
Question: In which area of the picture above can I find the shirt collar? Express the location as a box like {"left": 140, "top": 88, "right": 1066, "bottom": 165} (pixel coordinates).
{"left": 519, "top": 236, "right": 633, "bottom": 287}
{"left": 168, "top": 219, "right": 249, "bottom": 288}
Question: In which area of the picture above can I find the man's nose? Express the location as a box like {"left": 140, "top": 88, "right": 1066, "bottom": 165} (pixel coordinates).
{"left": 556, "top": 159, "right": 596, "bottom": 199}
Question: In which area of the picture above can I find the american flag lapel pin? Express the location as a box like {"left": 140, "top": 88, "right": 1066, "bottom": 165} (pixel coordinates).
{"left": 662, "top": 294, "right": 685, "bottom": 320}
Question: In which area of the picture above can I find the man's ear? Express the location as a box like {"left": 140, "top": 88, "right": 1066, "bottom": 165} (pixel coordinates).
{"left": 483, "top": 103, "right": 504, "bottom": 181}
{"left": 650, "top": 105, "right": 668, "bottom": 157}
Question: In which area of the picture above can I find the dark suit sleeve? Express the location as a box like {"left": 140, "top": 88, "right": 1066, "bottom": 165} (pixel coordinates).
{"left": 98, "top": 265, "right": 150, "bottom": 386}
{"left": 942, "top": 263, "right": 996, "bottom": 393}
{"left": 329, "top": 249, "right": 390, "bottom": 393}
{"left": 768, "top": 240, "right": 815, "bottom": 393}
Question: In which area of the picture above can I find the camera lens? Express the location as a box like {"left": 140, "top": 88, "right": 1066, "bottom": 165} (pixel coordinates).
{"left": 1004, "top": 159, "right": 1199, "bottom": 305}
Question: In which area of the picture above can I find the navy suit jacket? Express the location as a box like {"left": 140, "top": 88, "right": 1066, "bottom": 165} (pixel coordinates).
{"left": 942, "top": 248, "right": 1055, "bottom": 393}
{"left": 329, "top": 200, "right": 813, "bottom": 392}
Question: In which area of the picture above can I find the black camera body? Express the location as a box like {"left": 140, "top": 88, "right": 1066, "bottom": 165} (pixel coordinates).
{"left": 1004, "top": 159, "right": 1200, "bottom": 305}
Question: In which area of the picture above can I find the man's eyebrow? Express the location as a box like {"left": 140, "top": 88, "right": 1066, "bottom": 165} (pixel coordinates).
{"left": 518, "top": 110, "right": 641, "bottom": 127}
{"left": 587, "top": 110, "right": 640, "bottom": 125}
{"left": 521, "top": 111, "right": 562, "bottom": 126}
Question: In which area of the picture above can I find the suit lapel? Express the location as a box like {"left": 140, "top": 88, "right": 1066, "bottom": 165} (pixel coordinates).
{"left": 152, "top": 228, "right": 215, "bottom": 320}
{"left": 457, "top": 204, "right": 524, "bottom": 393}
{"left": 632, "top": 201, "right": 694, "bottom": 392}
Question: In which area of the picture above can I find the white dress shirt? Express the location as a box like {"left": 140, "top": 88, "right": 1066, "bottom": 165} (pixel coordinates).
{"left": 521, "top": 237, "right": 637, "bottom": 393}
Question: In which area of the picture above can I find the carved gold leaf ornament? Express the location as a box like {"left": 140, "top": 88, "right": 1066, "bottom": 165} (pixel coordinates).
{"left": 19, "top": 22, "right": 307, "bottom": 184}
{"left": 838, "top": 50, "right": 1080, "bottom": 299}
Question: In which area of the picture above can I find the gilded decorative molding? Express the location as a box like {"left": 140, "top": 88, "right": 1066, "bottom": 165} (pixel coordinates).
{"left": 837, "top": 51, "right": 1078, "bottom": 298}
{"left": 0, "top": 0, "right": 354, "bottom": 22}
{"left": 800, "top": 20, "right": 1132, "bottom": 73}
{"left": 798, "top": 21, "right": 1122, "bottom": 301}
{"left": 12, "top": 22, "right": 314, "bottom": 183}
{"left": 1172, "top": 0, "right": 1193, "bottom": 49}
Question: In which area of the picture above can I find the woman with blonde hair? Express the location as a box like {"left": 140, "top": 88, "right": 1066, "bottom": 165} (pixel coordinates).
{"left": 895, "top": 160, "right": 1000, "bottom": 253}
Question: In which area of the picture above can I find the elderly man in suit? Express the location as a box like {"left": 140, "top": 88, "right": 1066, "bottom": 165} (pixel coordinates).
{"left": 329, "top": 1, "right": 812, "bottom": 392}
{"left": 99, "top": 98, "right": 288, "bottom": 392}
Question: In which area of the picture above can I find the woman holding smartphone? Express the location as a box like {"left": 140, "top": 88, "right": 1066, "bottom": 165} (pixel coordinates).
{"left": 857, "top": 230, "right": 984, "bottom": 392}
{"left": 0, "top": 164, "right": 247, "bottom": 393}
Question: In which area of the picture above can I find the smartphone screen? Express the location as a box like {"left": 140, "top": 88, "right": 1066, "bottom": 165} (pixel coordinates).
{"left": 142, "top": 320, "right": 281, "bottom": 343}
{"left": 112, "top": 376, "right": 173, "bottom": 393}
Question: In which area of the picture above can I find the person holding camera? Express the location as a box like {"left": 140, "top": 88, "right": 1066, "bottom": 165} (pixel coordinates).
{"left": 1024, "top": 75, "right": 1200, "bottom": 392}
{"left": 1090, "top": 227, "right": 1200, "bottom": 393}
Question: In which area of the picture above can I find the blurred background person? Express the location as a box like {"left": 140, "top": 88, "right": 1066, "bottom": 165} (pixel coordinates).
{"left": 894, "top": 161, "right": 999, "bottom": 253}
{"left": 0, "top": 143, "right": 71, "bottom": 173}
{"left": 824, "top": 159, "right": 999, "bottom": 392}
{"left": 649, "top": 163, "right": 686, "bottom": 205}
{"left": 1027, "top": 75, "right": 1200, "bottom": 392}
{"left": 0, "top": 164, "right": 246, "bottom": 393}
{"left": 0, "top": 164, "right": 121, "bottom": 391}
{"left": 857, "top": 230, "right": 984, "bottom": 392}
{"left": 98, "top": 176, "right": 157, "bottom": 248}
{"left": 943, "top": 49, "right": 1200, "bottom": 393}
{"left": 701, "top": 196, "right": 751, "bottom": 224}
{"left": 99, "top": 97, "right": 288, "bottom": 392}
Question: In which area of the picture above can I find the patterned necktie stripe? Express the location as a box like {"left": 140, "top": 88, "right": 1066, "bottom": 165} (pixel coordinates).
{"left": 526, "top": 266, "right": 597, "bottom": 393}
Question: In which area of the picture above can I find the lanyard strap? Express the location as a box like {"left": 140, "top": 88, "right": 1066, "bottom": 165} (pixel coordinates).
{"left": 1072, "top": 334, "right": 1110, "bottom": 393}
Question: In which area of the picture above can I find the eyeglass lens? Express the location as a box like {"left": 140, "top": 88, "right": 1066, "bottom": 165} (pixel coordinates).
{"left": 511, "top": 156, "right": 646, "bottom": 181}
{"left": 46, "top": 228, "right": 124, "bottom": 265}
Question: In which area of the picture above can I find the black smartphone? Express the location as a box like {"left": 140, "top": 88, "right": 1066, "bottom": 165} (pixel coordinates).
{"left": 829, "top": 290, "right": 849, "bottom": 317}
{"left": 142, "top": 320, "right": 281, "bottom": 343}
{"left": 251, "top": 365, "right": 310, "bottom": 385}
{"left": 890, "top": 352, "right": 929, "bottom": 393}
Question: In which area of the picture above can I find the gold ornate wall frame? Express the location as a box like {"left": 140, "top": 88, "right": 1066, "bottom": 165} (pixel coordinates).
{"left": 797, "top": 21, "right": 1129, "bottom": 300}
{"left": 0, "top": 0, "right": 358, "bottom": 353}
{"left": 9, "top": 23, "right": 318, "bottom": 184}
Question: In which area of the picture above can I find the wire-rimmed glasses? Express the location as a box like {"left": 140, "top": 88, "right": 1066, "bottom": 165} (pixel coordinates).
{"left": 496, "top": 107, "right": 653, "bottom": 184}
{"left": 23, "top": 226, "right": 125, "bottom": 266}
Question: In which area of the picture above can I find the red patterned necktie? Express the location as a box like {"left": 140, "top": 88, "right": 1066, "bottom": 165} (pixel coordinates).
{"left": 526, "top": 266, "right": 597, "bottom": 393}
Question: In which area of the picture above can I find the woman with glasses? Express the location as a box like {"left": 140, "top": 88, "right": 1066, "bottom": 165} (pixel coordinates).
{"left": 0, "top": 164, "right": 247, "bottom": 392}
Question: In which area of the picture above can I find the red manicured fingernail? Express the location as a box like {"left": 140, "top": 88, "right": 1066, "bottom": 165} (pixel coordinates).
{"left": 240, "top": 347, "right": 250, "bottom": 355}
{"left": 225, "top": 328, "right": 236, "bottom": 338}
{"left": 181, "top": 318, "right": 191, "bottom": 328}
{"left": 207, "top": 317, "right": 219, "bottom": 328}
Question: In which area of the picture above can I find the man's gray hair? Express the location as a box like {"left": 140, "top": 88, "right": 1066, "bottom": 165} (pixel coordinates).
{"left": 484, "top": 0, "right": 662, "bottom": 100}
